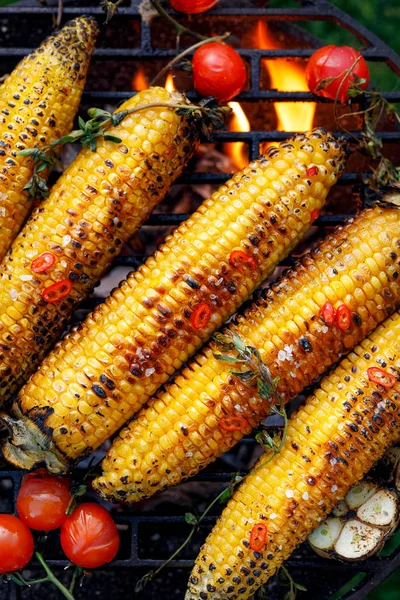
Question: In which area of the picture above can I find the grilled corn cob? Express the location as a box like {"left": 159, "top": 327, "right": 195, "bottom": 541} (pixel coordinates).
{"left": 94, "top": 205, "right": 400, "bottom": 503}
{"left": 185, "top": 310, "right": 400, "bottom": 600}
{"left": 0, "top": 86, "right": 201, "bottom": 403}
{"left": 0, "top": 129, "right": 346, "bottom": 472}
{"left": 0, "top": 16, "right": 98, "bottom": 261}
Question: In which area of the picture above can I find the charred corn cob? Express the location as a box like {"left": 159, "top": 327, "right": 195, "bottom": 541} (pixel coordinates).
{"left": 0, "top": 129, "right": 346, "bottom": 472}
{"left": 185, "top": 310, "right": 400, "bottom": 600}
{"left": 0, "top": 86, "right": 201, "bottom": 402}
{"left": 94, "top": 204, "right": 400, "bottom": 503}
{"left": 0, "top": 16, "right": 98, "bottom": 261}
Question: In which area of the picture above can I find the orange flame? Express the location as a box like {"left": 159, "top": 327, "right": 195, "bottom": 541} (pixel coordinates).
{"left": 165, "top": 73, "right": 176, "bottom": 92}
{"left": 132, "top": 67, "right": 149, "bottom": 91}
{"left": 224, "top": 102, "right": 250, "bottom": 171}
{"left": 256, "top": 21, "right": 315, "bottom": 133}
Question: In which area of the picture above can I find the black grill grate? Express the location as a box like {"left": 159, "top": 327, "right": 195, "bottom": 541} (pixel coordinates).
{"left": 0, "top": 1, "right": 400, "bottom": 599}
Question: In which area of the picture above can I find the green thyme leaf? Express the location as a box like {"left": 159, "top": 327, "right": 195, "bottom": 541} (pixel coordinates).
{"left": 184, "top": 512, "right": 198, "bottom": 525}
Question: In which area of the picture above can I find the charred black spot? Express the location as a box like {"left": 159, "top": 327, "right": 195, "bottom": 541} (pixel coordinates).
{"left": 92, "top": 384, "right": 107, "bottom": 399}
{"left": 100, "top": 374, "right": 116, "bottom": 390}
{"left": 299, "top": 337, "right": 312, "bottom": 352}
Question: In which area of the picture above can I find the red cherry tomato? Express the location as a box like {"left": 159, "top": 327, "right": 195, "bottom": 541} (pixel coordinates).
{"left": 191, "top": 303, "right": 212, "bottom": 330}
{"left": 0, "top": 514, "right": 34, "bottom": 574}
{"left": 305, "top": 45, "right": 369, "bottom": 102}
{"left": 16, "top": 469, "right": 71, "bottom": 531}
{"left": 229, "top": 250, "right": 257, "bottom": 273}
{"left": 321, "top": 302, "right": 336, "bottom": 325}
{"left": 219, "top": 416, "right": 249, "bottom": 432}
{"left": 367, "top": 367, "right": 396, "bottom": 389}
{"left": 192, "top": 43, "right": 247, "bottom": 102}
{"left": 335, "top": 304, "right": 351, "bottom": 330}
{"left": 250, "top": 523, "right": 267, "bottom": 552}
{"left": 60, "top": 503, "right": 120, "bottom": 569}
{"left": 170, "top": 0, "right": 218, "bottom": 13}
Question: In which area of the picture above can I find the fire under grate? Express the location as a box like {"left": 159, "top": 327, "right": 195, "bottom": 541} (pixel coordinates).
{"left": 0, "top": 1, "right": 400, "bottom": 599}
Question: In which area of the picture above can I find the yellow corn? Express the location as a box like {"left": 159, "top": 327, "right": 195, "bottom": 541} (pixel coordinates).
{"left": 0, "top": 16, "right": 98, "bottom": 261}
{"left": 94, "top": 206, "right": 400, "bottom": 503}
{"left": 0, "top": 87, "right": 201, "bottom": 403}
{"left": 0, "top": 129, "right": 346, "bottom": 472}
{"left": 185, "top": 310, "right": 400, "bottom": 600}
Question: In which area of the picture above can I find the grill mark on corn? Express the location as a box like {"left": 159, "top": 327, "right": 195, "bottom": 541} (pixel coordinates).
{"left": 94, "top": 207, "right": 400, "bottom": 503}
{"left": 0, "top": 17, "right": 98, "bottom": 262}
{"left": 0, "top": 87, "right": 200, "bottom": 402}
{"left": 183, "top": 312, "right": 400, "bottom": 599}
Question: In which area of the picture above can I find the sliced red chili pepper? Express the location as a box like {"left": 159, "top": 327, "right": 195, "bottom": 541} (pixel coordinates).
{"left": 31, "top": 252, "right": 56, "bottom": 273}
{"left": 191, "top": 303, "right": 212, "bottom": 330}
{"left": 367, "top": 367, "right": 396, "bottom": 389}
{"left": 307, "top": 166, "right": 318, "bottom": 177}
{"left": 219, "top": 416, "right": 249, "bottom": 432}
{"left": 311, "top": 209, "right": 319, "bottom": 222}
{"left": 250, "top": 523, "right": 267, "bottom": 552}
{"left": 335, "top": 304, "right": 351, "bottom": 330}
{"left": 321, "top": 302, "right": 336, "bottom": 325}
{"left": 229, "top": 250, "right": 257, "bottom": 273}
{"left": 42, "top": 280, "right": 72, "bottom": 303}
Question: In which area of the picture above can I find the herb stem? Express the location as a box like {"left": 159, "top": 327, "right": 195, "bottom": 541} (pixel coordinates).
{"left": 150, "top": 32, "right": 230, "bottom": 86}
{"left": 150, "top": 0, "right": 208, "bottom": 42}
{"left": 34, "top": 552, "right": 75, "bottom": 600}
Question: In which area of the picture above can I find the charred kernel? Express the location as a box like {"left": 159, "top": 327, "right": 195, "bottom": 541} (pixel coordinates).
{"left": 92, "top": 384, "right": 107, "bottom": 399}
{"left": 299, "top": 337, "right": 312, "bottom": 352}
{"left": 184, "top": 276, "right": 200, "bottom": 289}
{"left": 60, "top": 427, "right": 68, "bottom": 434}
{"left": 209, "top": 564, "right": 216, "bottom": 571}
{"left": 353, "top": 313, "right": 362, "bottom": 327}
{"left": 100, "top": 374, "right": 115, "bottom": 390}
{"left": 306, "top": 476, "right": 316, "bottom": 485}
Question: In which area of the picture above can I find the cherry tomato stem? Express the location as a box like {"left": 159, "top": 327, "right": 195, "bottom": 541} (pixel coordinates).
{"left": 335, "top": 304, "right": 351, "bottom": 330}
{"left": 31, "top": 252, "right": 56, "bottom": 273}
{"left": 42, "top": 280, "right": 72, "bottom": 303}
{"left": 191, "top": 303, "right": 212, "bottom": 330}
{"left": 367, "top": 367, "right": 396, "bottom": 389}
{"left": 229, "top": 250, "right": 257, "bottom": 273}
{"left": 219, "top": 416, "right": 248, "bottom": 432}
{"left": 250, "top": 523, "right": 267, "bottom": 552}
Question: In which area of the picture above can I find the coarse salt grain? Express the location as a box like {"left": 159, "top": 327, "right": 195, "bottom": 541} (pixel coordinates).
{"left": 318, "top": 500, "right": 324, "bottom": 505}
{"left": 0, "top": 207, "right": 5, "bottom": 217}
{"left": 186, "top": 452, "right": 193, "bottom": 457}
{"left": 331, "top": 485, "right": 338, "bottom": 493}
{"left": 321, "top": 325, "right": 328, "bottom": 334}
{"left": 20, "top": 274, "right": 32, "bottom": 281}
{"left": 9, "top": 289, "right": 18, "bottom": 300}
{"left": 62, "top": 235, "right": 71, "bottom": 247}
{"left": 145, "top": 368, "right": 155, "bottom": 377}
{"left": 302, "top": 492, "right": 309, "bottom": 500}
{"left": 269, "top": 513, "right": 277, "bottom": 520}
{"left": 285, "top": 490, "right": 294, "bottom": 498}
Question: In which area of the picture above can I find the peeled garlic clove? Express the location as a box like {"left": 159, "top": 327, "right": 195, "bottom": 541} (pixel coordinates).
{"left": 332, "top": 500, "right": 348, "bottom": 517}
{"left": 308, "top": 517, "right": 343, "bottom": 555}
{"left": 356, "top": 489, "right": 399, "bottom": 529}
{"left": 345, "top": 481, "right": 377, "bottom": 509}
{"left": 334, "top": 520, "right": 384, "bottom": 561}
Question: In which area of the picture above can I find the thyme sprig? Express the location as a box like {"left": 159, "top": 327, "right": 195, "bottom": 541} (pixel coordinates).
{"left": 135, "top": 332, "right": 289, "bottom": 595}
{"left": 19, "top": 100, "right": 229, "bottom": 200}
{"left": 101, "top": 0, "right": 126, "bottom": 24}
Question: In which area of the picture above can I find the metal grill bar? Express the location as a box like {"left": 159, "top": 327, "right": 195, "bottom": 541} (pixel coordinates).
{"left": 1, "top": 1, "right": 400, "bottom": 599}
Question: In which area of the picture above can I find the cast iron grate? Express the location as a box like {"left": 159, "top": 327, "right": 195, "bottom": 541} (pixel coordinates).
{"left": 0, "top": 0, "right": 399, "bottom": 599}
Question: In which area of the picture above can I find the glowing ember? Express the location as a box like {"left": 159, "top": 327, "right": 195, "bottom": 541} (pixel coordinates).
{"left": 165, "top": 72, "right": 177, "bottom": 92}
{"left": 256, "top": 21, "right": 315, "bottom": 133}
{"left": 224, "top": 101, "right": 250, "bottom": 170}
{"left": 132, "top": 68, "right": 148, "bottom": 91}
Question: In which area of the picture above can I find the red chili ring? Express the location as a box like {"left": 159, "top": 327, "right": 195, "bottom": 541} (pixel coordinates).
{"left": 367, "top": 367, "right": 396, "bottom": 389}
{"left": 42, "top": 280, "right": 72, "bottom": 303}
{"left": 335, "top": 304, "right": 351, "bottom": 330}
{"left": 229, "top": 250, "right": 257, "bottom": 274}
{"left": 191, "top": 303, "right": 212, "bottom": 330}
{"left": 31, "top": 252, "right": 56, "bottom": 274}
{"left": 250, "top": 523, "right": 267, "bottom": 552}
{"left": 219, "top": 416, "right": 249, "bottom": 432}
